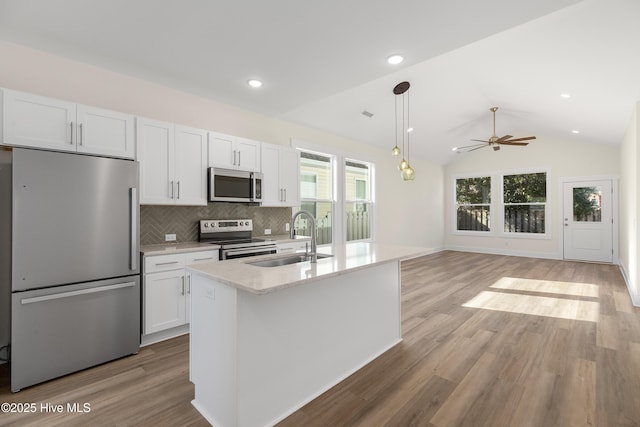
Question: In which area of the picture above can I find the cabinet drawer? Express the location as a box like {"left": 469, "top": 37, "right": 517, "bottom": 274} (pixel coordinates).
{"left": 185, "top": 250, "right": 219, "bottom": 265}
{"left": 144, "top": 253, "right": 185, "bottom": 273}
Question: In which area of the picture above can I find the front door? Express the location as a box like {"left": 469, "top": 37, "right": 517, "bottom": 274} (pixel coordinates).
{"left": 562, "top": 180, "right": 613, "bottom": 263}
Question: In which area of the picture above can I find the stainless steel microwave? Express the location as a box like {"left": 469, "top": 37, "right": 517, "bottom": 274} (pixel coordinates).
{"left": 208, "top": 168, "right": 263, "bottom": 203}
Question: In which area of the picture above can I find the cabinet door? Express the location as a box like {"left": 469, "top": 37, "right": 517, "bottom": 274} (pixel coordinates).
{"left": 144, "top": 269, "right": 186, "bottom": 334}
{"left": 77, "top": 105, "right": 135, "bottom": 159}
{"left": 279, "top": 148, "right": 300, "bottom": 206}
{"left": 208, "top": 132, "right": 236, "bottom": 169}
{"left": 2, "top": 89, "right": 76, "bottom": 152}
{"left": 175, "top": 125, "right": 208, "bottom": 206}
{"left": 236, "top": 137, "right": 261, "bottom": 172}
{"left": 260, "top": 143, "right": 281, "bottom": 206}
{"left": 137, "top": 118, "right": 175, "bottom": 205}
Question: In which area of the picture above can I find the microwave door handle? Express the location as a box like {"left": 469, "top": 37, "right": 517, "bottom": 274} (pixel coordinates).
{"left": 250, "top": 172, "right": 256, "bottom": 201}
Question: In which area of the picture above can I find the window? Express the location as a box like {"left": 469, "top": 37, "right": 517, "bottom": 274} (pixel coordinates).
{"left": 299, "top": 151, "right": 333, "bottom": 245}
{"left": 503, "top": 172, "right": 547, "bottom": 234}
{"left": 455, "top": 176, "right": 491, "bottom": 232}
{"left": 345, "top": 160, "right": 373, "bottom": 241}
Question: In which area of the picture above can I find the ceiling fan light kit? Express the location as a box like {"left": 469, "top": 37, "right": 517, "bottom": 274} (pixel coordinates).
{"left": 456, "top": 106, "right": 536, "bottom": 153}
{"left": 391, "top": 81, "right": 415, "bottom": 181}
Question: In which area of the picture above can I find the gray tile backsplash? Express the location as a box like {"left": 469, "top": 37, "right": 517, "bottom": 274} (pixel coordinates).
{"left": 140, "top": 203, "right": 292, "bottom": 245}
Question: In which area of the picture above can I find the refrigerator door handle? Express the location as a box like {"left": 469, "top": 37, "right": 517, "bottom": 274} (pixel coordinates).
{"left": 130, "top": 187, "right": 137, "bottom": 270}
{"left": 21, "top": 282, "right": 136, "bottom": 305}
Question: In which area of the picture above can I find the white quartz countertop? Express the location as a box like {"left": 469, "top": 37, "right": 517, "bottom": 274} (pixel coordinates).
{"left": 140, "top": 242, "right": 220, "bottom": 255}
{"left": 186, "top": 242, "right": 433, "bottom": 294}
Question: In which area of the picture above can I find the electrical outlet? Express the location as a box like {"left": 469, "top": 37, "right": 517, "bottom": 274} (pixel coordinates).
{"left": 264, "top": 229, "right": 272, "bottom": 235}
{"left": 205, "top": 288, "right": 215, "bottom": 300}
{"left": 285, "top": 223, "right": 290, "bottom": 232}
{"left": 165, "top": 234, "right": 177, "bottom": 242}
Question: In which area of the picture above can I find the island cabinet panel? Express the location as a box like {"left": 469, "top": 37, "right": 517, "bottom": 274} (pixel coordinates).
{"left": 190, "top": 261, "right": 401, "bottom": 427}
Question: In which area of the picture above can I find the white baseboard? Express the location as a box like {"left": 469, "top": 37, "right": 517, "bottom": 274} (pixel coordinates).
{"left": 141, "top": 324, "right": 189, "bottom": 347}
{"left": 618, "top": 262, "right": 640, "bottom": 307}
{"left": 444, "top": 245, "right": 562, "bottom": 260}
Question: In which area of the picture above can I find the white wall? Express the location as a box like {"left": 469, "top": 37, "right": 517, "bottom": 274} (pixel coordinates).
{"left": 444, "top": 136, "right": 620, "bottom": 259}
{"left": 0, "top": 40, "right": 444, "bottom": 250}
{"left": 619, "top": 103, "right": 639, "bottom": 304}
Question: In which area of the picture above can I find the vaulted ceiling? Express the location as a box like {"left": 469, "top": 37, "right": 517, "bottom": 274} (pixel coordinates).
{"left": 2, "top": 0, "right": 639, "bottom": 164}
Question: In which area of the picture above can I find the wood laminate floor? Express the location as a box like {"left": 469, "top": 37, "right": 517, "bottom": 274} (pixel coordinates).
{"left": 1, "top": 251, "right": 639, "bottom": 426}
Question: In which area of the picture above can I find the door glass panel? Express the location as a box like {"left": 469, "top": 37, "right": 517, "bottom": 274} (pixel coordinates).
{"left": 573, "top": 186, "right": 602, "bottom": 222}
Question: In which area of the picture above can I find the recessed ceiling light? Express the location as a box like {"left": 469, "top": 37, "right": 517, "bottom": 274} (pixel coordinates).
{"left": 407, "top": 127, "right": 414, "bottom": 133}
{"left": 560, "top": 93, "right": 571, "bottom": 98}
{"left": 572, "top": 129, "right": 580, "bottom": 134}
{"left": 452, "top": 147, "right": 458, "bottom": 151}
{"left": 387, "top": 55, "right": 404, "bottom": 65}
{"left": 247, "top": 79, "right": 262, "bottom": 88}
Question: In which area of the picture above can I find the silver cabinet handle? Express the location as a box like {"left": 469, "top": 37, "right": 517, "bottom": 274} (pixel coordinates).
{"left": 177, "top": 181, "right": 180, "bottom": 199}
{"left": 79, "top": 123, "right": 83, "bottom": 145}
{"left": 22, "top": 282, "right": 136, "bottom": 305}
{"left": 233, "top": 150, "right": 237, "bottom": 166}
{"left": 187, "top": 274, "right": 191, "bottom": 294}
{"left": 181, "top": 276, "right": 185, "bottom": 295}
{"left": 170, "top": 181, "right": 174, "bottom": 199}
{"left": 130, "top": 188, "right": 137, "bottom": 270}
{"left": 238, "top": 150, "right": 241, "bottom": 166}
{"left": 70, "top": 122, "right": 74, "bottom": 144}
{"left": 193, "top": 257, "right": 214, "bottom": 261}
{"left": 154, "top": 261, "right": 179, "bottom": 266}
{"left": 284, "top": 188, "right": 287, "bottom": 202}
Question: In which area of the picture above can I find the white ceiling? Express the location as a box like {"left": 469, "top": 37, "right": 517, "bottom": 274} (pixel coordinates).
{"left": 1, "top": 0, "right": 639, "bottom": 164}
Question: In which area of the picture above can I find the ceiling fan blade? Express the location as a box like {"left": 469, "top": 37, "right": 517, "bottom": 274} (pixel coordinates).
{"left": 502, "top": 136, "right": 536, "bottom": 142}
{"left": 456, "top": 143, "right": 487, "bottom": 150}
{"left": 470, "top": 139, "right": 490, "bottom": 143}
{"left": 495, "top": 135, "right": 513, "bottom": 143}
{"left": 467, "top": 145, "right": 488, "bottom": 152}
{"left": 499, "top": 141, "right": 529, "bottom": 146}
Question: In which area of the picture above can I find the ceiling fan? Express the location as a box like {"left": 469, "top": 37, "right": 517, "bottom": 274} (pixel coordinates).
{"left": 455, "top": 107, "right": 536, "bottom": 152}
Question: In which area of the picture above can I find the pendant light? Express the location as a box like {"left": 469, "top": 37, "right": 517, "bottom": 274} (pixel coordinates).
{"left": 391, "top": 93, "right": 401, "bottom": 156}
{"left": 392, "top": 81, "right": 415, "bottom": 180}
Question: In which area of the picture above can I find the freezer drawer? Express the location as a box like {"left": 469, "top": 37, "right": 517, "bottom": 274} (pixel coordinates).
{"left": 11, "top": 276, "right": 140, "bottom": 392}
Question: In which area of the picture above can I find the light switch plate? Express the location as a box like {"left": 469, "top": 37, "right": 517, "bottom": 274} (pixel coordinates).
{"left": 264, "top": 229, "right": 271, "bottom": 235}
{"left": 165, "top": 234, "right": 177, "bottom": 242}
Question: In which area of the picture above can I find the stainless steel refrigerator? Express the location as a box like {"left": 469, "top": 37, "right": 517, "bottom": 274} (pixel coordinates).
{"left": 1, "top": 148, "right": 140, "bottom": 392}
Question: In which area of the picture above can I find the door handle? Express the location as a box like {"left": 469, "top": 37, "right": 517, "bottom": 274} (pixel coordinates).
{"left": 22, "top": 282, "right": 136, "bottom": 305}
{"left": 130, "top": 188, "right": 138, "bottom": 270}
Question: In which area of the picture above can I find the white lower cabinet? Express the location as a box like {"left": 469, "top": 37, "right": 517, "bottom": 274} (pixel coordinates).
{"left": 142, "top": 249, "right": 218, "bottom": 343}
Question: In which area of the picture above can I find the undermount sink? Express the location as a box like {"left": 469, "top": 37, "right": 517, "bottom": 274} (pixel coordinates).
{"left": 247, "top": 253, "right": 332, "bottom": 268}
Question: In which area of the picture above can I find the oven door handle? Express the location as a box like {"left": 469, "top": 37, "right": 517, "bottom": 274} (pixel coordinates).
{"left": 223, "top": 246, "right": 277, "bottom": 258}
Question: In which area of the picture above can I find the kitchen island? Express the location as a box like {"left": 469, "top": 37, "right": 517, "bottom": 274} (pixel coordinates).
{"left": 187, "top": 242, "right": 430, "bottom": 427}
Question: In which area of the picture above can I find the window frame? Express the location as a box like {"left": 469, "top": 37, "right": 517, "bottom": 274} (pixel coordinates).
{"left": 294, "top": 139, "right": 376, "bottom": 246}
{"left": 499, "top": 169, "right": 550, "bottom": 239}
{"left": 298, "top": 149, "right": 336, "bottom": 247}
{"left": 451, "top": 168, "right": 551, "bottom": 240}
{"left": 344, "top": 158, "right": 374, "bottom": 243}
{"left": 452, "top": 173, "right": 493, "bottom": 235}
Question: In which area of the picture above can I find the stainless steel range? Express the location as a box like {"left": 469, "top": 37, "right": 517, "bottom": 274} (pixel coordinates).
{"left": 199, "top": 219, "right": 277, "bottom": 260}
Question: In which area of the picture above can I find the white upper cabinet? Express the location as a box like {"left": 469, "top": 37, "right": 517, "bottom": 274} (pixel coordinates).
{"left": 76, "top": 105, "right": 135, "bottom": 158}
{"left": 174, "top": 125, "right": 208, "bottom": 205}
{"left": 137, "top": 118, "right": 207, "bottom": 206}
{"left": 261, "top": 142, "right": 300, "bottom": 207}
{"left": 208, "top": 132, "right": 261, "bottom": 172}
{"left": 2, "top": 89, "right": 134, "bottom": 159}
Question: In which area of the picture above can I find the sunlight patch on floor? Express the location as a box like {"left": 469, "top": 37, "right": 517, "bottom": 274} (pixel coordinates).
{"left": 462, "top": 291, "right": 599, "bottom": 322}
{"left": 490, "top": 277, "right": 599, "bottom": 298}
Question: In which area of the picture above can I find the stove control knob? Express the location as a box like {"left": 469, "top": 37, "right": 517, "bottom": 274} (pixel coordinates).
{"left": 204, "top": 223, "right": 209, "bottom": 228}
